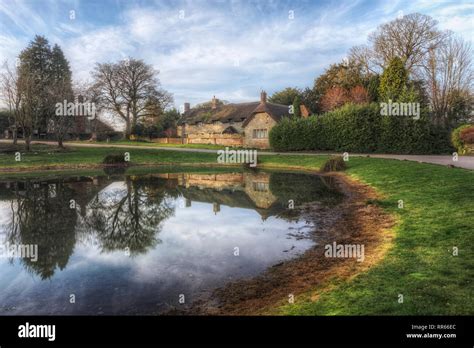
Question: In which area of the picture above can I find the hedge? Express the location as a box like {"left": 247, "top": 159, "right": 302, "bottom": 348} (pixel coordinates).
{"left": 269, "top": 103, "right": 453, "bottom": 154}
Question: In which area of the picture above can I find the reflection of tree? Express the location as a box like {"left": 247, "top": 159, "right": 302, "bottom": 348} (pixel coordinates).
{"left": 266, "top": 173, "right": 344, "bottom": 221}
{"left": 6, "top": 181, "right": 77, "bottom": 279}
{"left": 269, "top": 172, "right": 343, "bottom": 206}
{"left": 84, "top": 176, "right": 175, "bottom": 255}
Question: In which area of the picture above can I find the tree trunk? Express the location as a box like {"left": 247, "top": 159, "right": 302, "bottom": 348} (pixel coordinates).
{"left": 25, "top": 134, "right": 31, "bottom": 152}
{"left": 12, "top": 128, "right": 18, "bottom": 145}
{"left": 125, "top": 118, "right": 131, "bottom": 140}
{"left": 58, "top": 137, "right": 64, "bottom": 149}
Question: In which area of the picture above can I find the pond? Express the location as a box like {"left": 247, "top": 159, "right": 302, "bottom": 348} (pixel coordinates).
{"left": 0, "top": 169, "right": 343, "bottom": 315}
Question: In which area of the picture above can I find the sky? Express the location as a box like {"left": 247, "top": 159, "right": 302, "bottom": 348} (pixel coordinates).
{"left": 0, "top": 0, "right": 473, "bottom": 110}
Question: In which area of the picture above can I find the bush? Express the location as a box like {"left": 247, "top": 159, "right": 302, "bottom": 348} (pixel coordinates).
{"left": 102, "top": 153, "right": 129, "bottom": 165}
{"left": 321, "top": 156, "right": 347, "bottom": 172}
{"left": 460, "top": 127, "right": 474, "bottom": 144}
{"left": 270, "top": 103, "right": 453, "bottom": 155}
{"left": 452, "top": 124, "right": 474, "bottom": 155}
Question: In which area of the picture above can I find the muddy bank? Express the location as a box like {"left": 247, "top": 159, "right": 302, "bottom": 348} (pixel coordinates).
{"left": 179, "top": 173, "right": 395, "bottom": 315}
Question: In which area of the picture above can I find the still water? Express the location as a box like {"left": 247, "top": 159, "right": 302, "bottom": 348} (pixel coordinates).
{"left": 0, "top": 169, "right": 342, "bottom": 314}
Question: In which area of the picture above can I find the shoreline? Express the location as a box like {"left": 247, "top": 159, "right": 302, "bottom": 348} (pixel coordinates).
{"left": 181, "top": 173, "right": 396, "bottom": 315}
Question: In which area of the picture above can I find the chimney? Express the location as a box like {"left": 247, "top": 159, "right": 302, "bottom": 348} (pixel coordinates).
{"left": 184, "top": 102, "right": 190, "bottom": 113}
{"left": 211, "top": 96, "right": 217, "bottom": 109}
{"left": 260, "top": 90, "right": 267, "bottom": 104}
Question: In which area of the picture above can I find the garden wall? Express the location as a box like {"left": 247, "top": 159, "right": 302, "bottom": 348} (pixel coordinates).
{"left": 186, "top": 133, "right": 243, "bottom": 146}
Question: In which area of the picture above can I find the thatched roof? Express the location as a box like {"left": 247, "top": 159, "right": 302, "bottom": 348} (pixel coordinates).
{"left": 180, "top": 100, "right": 291, "bottom": 126}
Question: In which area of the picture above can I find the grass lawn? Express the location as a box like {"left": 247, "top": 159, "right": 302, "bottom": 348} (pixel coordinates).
{"left": 280, "top": 159, "right": 474, "bottom": 315}
{"left": 69, "top": 139, "right": 228, "bottom": 150}
{"left": 0, "top": 143, "right": 472, "bottom": 315}
{"left": 0, "top": 143, "right": 328, "bottom": 171}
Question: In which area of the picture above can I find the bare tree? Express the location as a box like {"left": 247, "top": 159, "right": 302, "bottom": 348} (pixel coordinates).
{"left": 0, "top": 61, "right": 40, "bottom": 151}
{"left": 423, "top": 35, "right": 473, "bottom": 126}
{"left": 0, "top": 61, "right": 20, "bottom": 144}
{"left": 350, "top": 13, "right": 446, "bottom": 75}
{"left": 92, "top": 58, "right": 172, "bottom": 139}
{"left": 349, "top": 45, "right": 376, "bottom": 74}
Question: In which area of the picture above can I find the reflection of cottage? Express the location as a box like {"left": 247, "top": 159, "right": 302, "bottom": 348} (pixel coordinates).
{"left": 178, "top": 91, "right": 309, "bottom": 149}
{"left": 243, "top": 172, "right": 277, "bottom": 209}
{"left": 172, "top": 172, "right": 281, "bottom": 219}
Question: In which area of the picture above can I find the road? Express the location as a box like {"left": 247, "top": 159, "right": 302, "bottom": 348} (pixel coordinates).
{"left": 1, "top": 139, "right": 473, "bottom": 170}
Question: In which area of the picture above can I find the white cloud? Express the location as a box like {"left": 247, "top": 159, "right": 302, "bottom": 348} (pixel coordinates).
{"left": 0, "top": 0, "right": 472, "bottom": 111}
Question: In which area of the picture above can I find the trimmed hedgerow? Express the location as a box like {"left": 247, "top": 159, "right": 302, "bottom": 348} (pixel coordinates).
{"left": 269, "top": 103, "right": 452, "bottom": 154}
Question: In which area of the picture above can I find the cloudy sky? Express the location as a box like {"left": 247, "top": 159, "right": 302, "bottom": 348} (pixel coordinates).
{"left": 0, "top": 0, "right": 473, "bottom": 109}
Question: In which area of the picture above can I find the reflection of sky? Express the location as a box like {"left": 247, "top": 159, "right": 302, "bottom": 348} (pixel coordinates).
{"left": 0, "top": 201, "right": 11, "bottom": 228}
{"left": 0, "top": 184, "right": 314, "bottom": 315}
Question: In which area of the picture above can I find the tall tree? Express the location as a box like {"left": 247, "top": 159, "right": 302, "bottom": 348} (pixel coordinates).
{"left": 422, "top": 36, "right": 473, "bottom": 127}
{"left": 2, "top": 38, "right": 74, "bottom": 149}
{"left": 17, "top": 35, "right": 55, "bottom": 150}
{"left": 0, "top": 62, "right": 21, "bottom": 145}
{"left": 350, "top": 13, "right": 446, "bottom": 75}
{"left": 378, "top": 57, "right": 409, "bottom": 102}
{"left": 92, "top": 58, "right": 173, "bottom": 139}
{"left": 49, "top": 44, "right": 74, "bottom": 148}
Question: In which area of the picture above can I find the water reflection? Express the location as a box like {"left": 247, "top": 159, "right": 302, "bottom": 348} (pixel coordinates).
{"left": 0, "top": 170, "right": 342, "bottom": 314}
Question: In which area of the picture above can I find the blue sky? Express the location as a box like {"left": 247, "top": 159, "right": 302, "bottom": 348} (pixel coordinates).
{"left": 0, "top": 0, "right": 473, "bottom": 109}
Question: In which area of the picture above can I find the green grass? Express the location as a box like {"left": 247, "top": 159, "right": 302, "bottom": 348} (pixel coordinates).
{"left": 0, "top": 143, "right": 472, "bottom": 315}
{"left": 0, "top": 143, "right": 329, "bottom": 172}
{"left": 0, "top": 144, "right": 218, "bottom": 170}
{"left": 70, "top": 139, "right": 228, "bottom": 150}
{"left": 280, "top": 159, "right": 474, "bottom": 315}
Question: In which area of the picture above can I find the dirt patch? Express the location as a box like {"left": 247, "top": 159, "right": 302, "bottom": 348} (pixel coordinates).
{"left": 182, "top": 173, "right": 395, "bottom": 315}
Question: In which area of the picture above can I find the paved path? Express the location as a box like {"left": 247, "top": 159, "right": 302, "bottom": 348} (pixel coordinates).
{"left": 2, "top": 140, "right": 473, "bottom": 170}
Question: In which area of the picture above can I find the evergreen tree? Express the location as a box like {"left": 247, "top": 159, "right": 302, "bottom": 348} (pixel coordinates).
{"left": 366, "top": 74, "right": 380, "bottom": 102}
{"left": 17, "top": 37, "right": 74, "bottom": 148}
{"left": 378, "top": 57, "right": 409, "bottom": 102}
{"left": 17, "top": 35, "right": 53, "bottom": 150}
{"left": 50, "top": 44, "right": 74, "bottom": 147}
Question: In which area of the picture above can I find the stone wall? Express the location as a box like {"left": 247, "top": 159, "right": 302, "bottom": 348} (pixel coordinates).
{"left": 187, "top": 133, "right": 243, "bottom": 146}
{"left": 243, "top": 112, "right": 276, "bottom": 149}
{"left": 152, "top": 137, "right": 185, "bottom": 144}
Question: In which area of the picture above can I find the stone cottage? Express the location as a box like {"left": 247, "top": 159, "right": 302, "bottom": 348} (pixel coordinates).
{"left": 178, "top": 91, "right": 308, "bottom": 149}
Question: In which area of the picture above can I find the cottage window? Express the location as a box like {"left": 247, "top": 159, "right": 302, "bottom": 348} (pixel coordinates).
{"left": 252, "top": 129, "right": 267, "bottom": 139}
{"left": 253, "top": 182, "right": 268, "bottom": 192}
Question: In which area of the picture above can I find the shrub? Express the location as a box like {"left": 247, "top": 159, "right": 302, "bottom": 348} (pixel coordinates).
{"left": 451, "top": 124, "right": 474, "bottom": 155}
{"left": 270, "top": 103, "right": 453, "bottom": 154}
{"left": 102, "top": 153, "right": 129, "bottom": 165}
{"left": 460, "top": 127, "right": 474, "bottom": 144}
{"left": 321, "top": 156, "right": 347, "bottom": 172}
